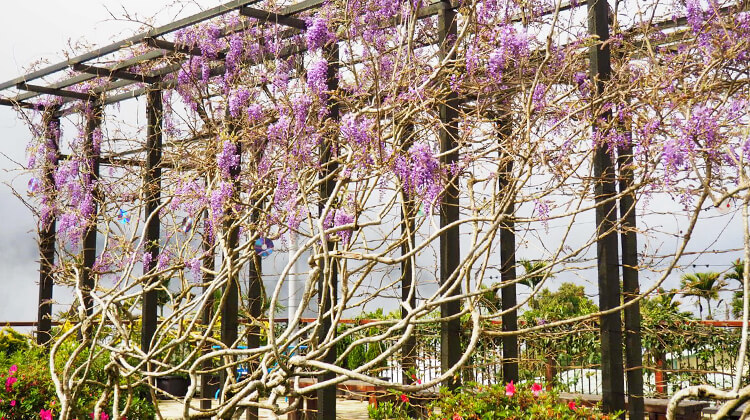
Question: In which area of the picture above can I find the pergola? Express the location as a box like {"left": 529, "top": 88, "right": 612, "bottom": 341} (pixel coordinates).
{"left": 0, "top": 0, "right": 739, "bottom": 418}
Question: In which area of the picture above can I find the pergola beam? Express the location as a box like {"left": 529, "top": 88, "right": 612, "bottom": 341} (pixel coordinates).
{"left": 72, "top": 63, "right": 161, "bottom": 84}
{"left": 16, "top": 82, "right": 97, "bottom": 101}
{"left": 240, "top": 6, "right": 307, "bottom": 29}
{"left": 0, "top": 0, "right": 734, "bottom": 111}
{"left": 0, "top": 0, "right": 263, "bottom": 92}
{"left": 12, "top": 50, "right": 167, "bottom": 103}
{"left": 146, "top": 38, "right": 227, "bottom": 60}
{"left": 0, "top": 97, "right": 37, "bottom": 109}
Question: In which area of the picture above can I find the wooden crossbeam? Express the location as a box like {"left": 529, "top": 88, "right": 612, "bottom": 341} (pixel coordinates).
{"left": 146, "top": 38, "right": 226, "bottom": 60}
{"left": 16, "top": 82, "right": 97, "bottom": 101}
{"left": 240, "top": 6, "right": 307, "bottom": 30}
{"left": 72, "top": 63, "right": 160, "bottom": 84}
{"left": 0, "top": 97, "right": 37, "bottom": 109}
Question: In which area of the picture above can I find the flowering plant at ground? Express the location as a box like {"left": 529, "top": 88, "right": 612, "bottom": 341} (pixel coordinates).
{"left": 0, "top": 346, "right": 57, "bottom": 420}
{"left": 0, "top": 330, "right": 155, "bottom": 420}
{"left": 425, "top": 382, "right": 617, "bottom": 420}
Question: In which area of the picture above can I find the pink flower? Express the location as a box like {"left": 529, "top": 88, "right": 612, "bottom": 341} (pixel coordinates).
{"left": 5, "top": 376, "right": 17, "bottom": 391}
{"left": 531, "top": 382, "right": 543, "bottom": 397}
{"left": 40, "top": 409, "right": 53, "bottom": 420}
{"left": 568, "top": 401, "right": 577, "bottom": 410}
{"left": 10, "top": 400, "right": 15, "bottom": 407}
{"left": 8, "top": 365, "right": 17, "bottom": 375}
{"left": 505, "top": 380, "right": 516, "bottom": 397}
{"left": 400, "top": 394, "right": 409, "bottom": 403}
{"left": 452, "top": 414, "right": 463, "bottom": 420}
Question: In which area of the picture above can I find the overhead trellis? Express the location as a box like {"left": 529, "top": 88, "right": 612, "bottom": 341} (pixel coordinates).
{"left": 2, "top": 0, "right": 750, "bottom": 419}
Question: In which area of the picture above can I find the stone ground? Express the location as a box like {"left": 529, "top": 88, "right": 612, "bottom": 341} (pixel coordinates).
{"left": 157, "top": 398, "right": 369, "bottom": 419}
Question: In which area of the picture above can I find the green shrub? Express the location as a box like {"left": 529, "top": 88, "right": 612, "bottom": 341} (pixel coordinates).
{"left": 368, "top": 400, "right": 412, "bottom": 420}
{"left": 0, "top": 327, "right": 156, "bottom": 420}
{"left": 0, "top": 328, "right": 29, "bottom": 355}
{"left": 425, "top": 382, "right": 618, "bottom": 420}
{"left": 0, "top": 346, "right": 57, "bottom": 419}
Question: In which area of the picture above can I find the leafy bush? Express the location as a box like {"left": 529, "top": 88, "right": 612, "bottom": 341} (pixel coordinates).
{"left": 0, "top": 346, "right": 57, "bottom": 419}
{"left": 519, "top": 283, "right": 600, "bottom": 373}
{"left": 0, "top": 328, "right": 29, "bottom": 355}
{"left": 337, "top": 309, "right": 392, "bottom": 376}
{"left": 0, "top": 328, "right": 156, "bottom": 420}
{"left": 425, "top": 382, "right": 617, "bottom": 420}
{"left": 368, "top": 399, "right": 412, "bottom": 420}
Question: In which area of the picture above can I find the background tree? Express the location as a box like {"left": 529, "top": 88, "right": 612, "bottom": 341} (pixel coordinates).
{"left": 680, "top": 272, "right": 725, "bottom": 319}
{"left": 727, "top": 260, "right": 747, "bottom": 318}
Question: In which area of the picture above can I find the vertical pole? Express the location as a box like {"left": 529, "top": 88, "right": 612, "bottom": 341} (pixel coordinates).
{"left": 201, "top": 214, "right": 216, "bottom": 410}
{"left": 400, "top": 162, "right": 417, "bottom": 385}
{"left": 81, "top": 104, "right": 101, "bottom": 323}
{"left": 37, "top": 110, "right": 59, "bottom": 347}
{"left": 316, "top": 42, "right": 340, "bottom": 420}
{"left": 142, "top": 89, "right": 162, "bottom": 353}
{"left": 246, "top": 213, "right": 262, "bottom": 420}
{"left": 654, "top": 352, "right": 667, "bottom": 396}
{"left": 619, "top": 121, "right": 644, "bottom": 419}
{"left": 497, "top": 127, "right": 518, "bottom": 383}
{"left": 438, "top": 0, "right": 461, "bottom": 390}
{"left": 289, "top": 233, "right": 298, "bottom": 327}
{"left": 221, "top": 143, "right": 241, "bottom": 350}
{"left": 219, "top": 139, "right": 241, "bottom": 419}
{"left": 588, "top": 0, "right": 626, "bottom": 415}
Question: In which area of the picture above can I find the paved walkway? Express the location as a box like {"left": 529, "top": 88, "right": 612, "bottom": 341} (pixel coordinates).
{"left": 157, "top": 398, "right": 369, "bottom": 419}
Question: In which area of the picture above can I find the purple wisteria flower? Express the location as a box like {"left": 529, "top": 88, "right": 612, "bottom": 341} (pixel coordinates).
{"left": 157, "top": 251, "right": 171, "bottom": 271}
{"left": 216, "top": 140, "right": 240, "bottom": 178}
{"left": 680, "top": 105, "right": 720, "bottom": 155}
{"left": 225, "top": 33, "right": 246, "bottom": 75}
{"left": 170, "top": 179, "right": 207, "bottom": 214}
{"left": 57, "top": 212, "right": 84, "bottom": 245}
{"left": 307, "top": 58, "right": 329, "bottom": 98}
{"left": 247, "top": 104, "right": 263, "bottom": 123}
{"left": 334, "top": 209, "right": 355, "bottom": 245}
{"left": 228, "top": 88, "right": 251, "bottom": 118}
{"left": 394, "top": 143, "right": 443, "bottom": 211}
{"left": 341, "top": 113, "right": 373, "bottom": 147}
{"left": 142, "top": 252, "right": 153, "bottom": 271}
{"left": 488, "top": 26, "right": 529, "bottom": 82}
{"left": 306, "top": 17, "right": 335, "bottom": 51}
{"left": 210, "top": 181, "right": 234, "bottom": 221}
{"left": 534, "top": 199, "right": 551, "bottom": 232}
{"left": 185, "top": 257, "right": 202, "bottom": 277}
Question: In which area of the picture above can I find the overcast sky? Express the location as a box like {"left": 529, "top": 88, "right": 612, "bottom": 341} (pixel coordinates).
{"left": 0, "top": 1, "right": 747, "bottom": 328}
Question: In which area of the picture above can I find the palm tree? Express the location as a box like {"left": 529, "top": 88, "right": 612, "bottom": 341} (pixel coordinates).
{"left": 680, "top": 272, "right": 725, "bottom": 319}
{"left": 726, "top": 260, "right": 747, "bottom": 318}
{"left": 648, "top": 288, "right": 682, "bottom": 313}
{"left": 518, "top": 259, "right": 551, "bottom": 290}
{"left": 725, "top": 259, "right": 746, "bottom": 285}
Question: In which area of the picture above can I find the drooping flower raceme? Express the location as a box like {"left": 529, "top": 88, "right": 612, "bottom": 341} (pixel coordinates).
{"left": 307, "top": 58, "right": 329, "bottom": 98}
{"left": 306, "top": 17, "right": 335, "bottom": 51}
{"left": 216, "top": 139, "right": 241, "bottom": 179}
{"left": 394, "top": 143, "right": 444, "bottom": 211}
